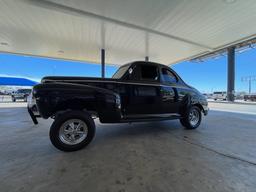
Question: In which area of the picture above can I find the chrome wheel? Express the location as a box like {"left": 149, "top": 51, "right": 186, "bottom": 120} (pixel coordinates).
{"left": 189, "top": 108, "right": 200, "bottom": 126}
{"left": 59, "top": 119, "right": 88, "bottom": 145}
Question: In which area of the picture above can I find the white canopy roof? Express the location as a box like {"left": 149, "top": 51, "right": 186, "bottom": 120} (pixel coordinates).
{"left": 0, "top": 0, "right": 256, "bottom": 66}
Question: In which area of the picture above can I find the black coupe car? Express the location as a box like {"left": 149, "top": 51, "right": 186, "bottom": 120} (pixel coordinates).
{"left": 28, "top": 61, "right": 208, "bottom": 151}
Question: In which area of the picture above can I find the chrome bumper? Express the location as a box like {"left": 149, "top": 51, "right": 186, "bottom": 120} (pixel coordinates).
{"left": 27, "top": 93, "right": 40, "bottom": 125}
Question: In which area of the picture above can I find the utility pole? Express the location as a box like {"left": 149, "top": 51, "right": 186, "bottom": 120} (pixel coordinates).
{"left": 241, "top": 76, "right": 256, "bottom": 94}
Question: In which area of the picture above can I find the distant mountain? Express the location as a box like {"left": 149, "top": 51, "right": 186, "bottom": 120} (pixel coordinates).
{"left": 0, "top": 77, "right": 38, "bottom": 86}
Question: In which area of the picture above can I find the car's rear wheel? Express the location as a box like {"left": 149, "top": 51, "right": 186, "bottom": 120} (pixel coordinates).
{"left": 180, "top": 106, "right": 202, "bottom": 129}
{"left": 49, "top": 110, "right": 95, "bottom": 152}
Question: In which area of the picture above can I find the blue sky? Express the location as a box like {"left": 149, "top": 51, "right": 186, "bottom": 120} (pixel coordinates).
{"left": 0, "top": 49, "right": 256, "bottom": 93}
{"left": 172, "top": 49, "right": 256, "bottom": 93}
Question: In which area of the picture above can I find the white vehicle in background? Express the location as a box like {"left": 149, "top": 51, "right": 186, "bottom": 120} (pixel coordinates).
{"left": 213, "top": 91, "right": 227, "bottom": 101}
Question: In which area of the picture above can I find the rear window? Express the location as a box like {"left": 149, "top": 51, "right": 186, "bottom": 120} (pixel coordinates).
{"left": 140, "top": 65, "right": 159, "bottom": 81}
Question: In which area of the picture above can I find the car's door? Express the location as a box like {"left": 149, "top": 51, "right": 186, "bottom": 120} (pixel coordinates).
{"left": 160, "top": 67, "right": 180, "bottom": 113}
{"left": 124, "top": 63, "right": 162, "bottom": 115}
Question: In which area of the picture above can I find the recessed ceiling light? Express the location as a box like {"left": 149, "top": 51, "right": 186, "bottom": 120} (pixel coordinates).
{"left": 0, "top": 42, "right": 9, "bottom": 46}
{"left": 223, "top": 0, "right": 237, "bottom": 4}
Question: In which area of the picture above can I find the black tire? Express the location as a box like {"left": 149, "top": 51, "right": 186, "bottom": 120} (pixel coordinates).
{"left": 214, "top": 98, "right": 217, "bottom": 101}
{"left": 180, "top": 106, "right": 202, "bottom": 129}
{"left": 180, "top": 118, "right": 186, "bottom": 127}
{"left": 49, "top": 110, "right": 95, "bottom": 152}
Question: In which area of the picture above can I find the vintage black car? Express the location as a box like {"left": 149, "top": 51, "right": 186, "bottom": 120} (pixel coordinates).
{"left": 28, "top": 61, "right": 208, "bottom": 151}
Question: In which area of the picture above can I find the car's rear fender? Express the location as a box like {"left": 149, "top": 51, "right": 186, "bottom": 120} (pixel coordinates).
{"left": 32, "top": 82, "right": 122, "bottom": 122}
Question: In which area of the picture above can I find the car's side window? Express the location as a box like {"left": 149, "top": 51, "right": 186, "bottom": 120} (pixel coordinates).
{"left": 161, "top": 68, "right": 178, "bottom": 84}
{"left": 124, "top": 66, "right": 139, "bottom": 81}
{"left": 140, "top": 65, "right": 159, "bottom": 81}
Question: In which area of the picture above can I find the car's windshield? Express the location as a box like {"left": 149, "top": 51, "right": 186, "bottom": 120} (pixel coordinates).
{"left": 112, "top": 64, "right": 131, "bottom": 79}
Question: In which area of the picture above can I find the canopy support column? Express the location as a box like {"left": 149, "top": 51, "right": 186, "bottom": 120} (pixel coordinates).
{"left": 101, "top": 49, "right": 105, "bottom": 78}
{"left": 145, "top": 32, "right": 149, "bottom": 62}
{"left": 227, "top": 47, "right": 235, "bottom": 101}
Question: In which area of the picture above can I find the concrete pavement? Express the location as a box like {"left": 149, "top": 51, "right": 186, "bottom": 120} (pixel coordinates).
{"left": 209, "top": 102, "right": 256, "bottom": 115}
{"left": 0, "top": 104, "right": 256, "bottom": 192}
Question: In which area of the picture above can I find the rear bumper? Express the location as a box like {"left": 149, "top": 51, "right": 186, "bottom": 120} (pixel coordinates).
{"left": 27, "top": 94, "right": 40, "bottom": 125}
{"left": 27, "top": 106, "right": 39, "bottom": 125}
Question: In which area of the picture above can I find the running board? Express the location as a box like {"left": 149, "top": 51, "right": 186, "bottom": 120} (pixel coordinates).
{"left": 120, "top": 114, "right": 181, "bottom": 123}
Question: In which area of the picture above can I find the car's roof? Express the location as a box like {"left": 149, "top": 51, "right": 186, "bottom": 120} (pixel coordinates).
{"left": 129, "top": 61, "right": 169, "bottom": 69}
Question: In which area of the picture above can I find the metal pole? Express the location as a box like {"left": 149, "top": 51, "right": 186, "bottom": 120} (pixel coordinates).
{"left": 249, "top": 78, "right": 251, "bottom": 94}
{"left": 101, "top": 49, "right": 105, "bottom": 78}
{"left": 145, "top": 32, "right": 149, "bottom": 62}
{"left": 227, "top": 47, "right": 235, "bottom": 101}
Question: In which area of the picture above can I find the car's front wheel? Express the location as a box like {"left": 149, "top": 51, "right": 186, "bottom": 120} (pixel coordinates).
{"left": 180, "top": 106, "right": 202, "bottom": 129}
{"left": 49, "top": 110, "right": 95, "bottom": 152}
